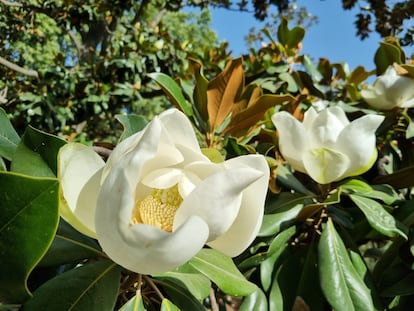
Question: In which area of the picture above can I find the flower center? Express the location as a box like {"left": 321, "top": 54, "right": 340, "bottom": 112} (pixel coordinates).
{"left": 131, "top": 184, "right": 183, "bottom": 232}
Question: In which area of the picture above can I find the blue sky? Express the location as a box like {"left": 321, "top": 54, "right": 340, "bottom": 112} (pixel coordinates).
{"left": 210, "top": 1, "right": 383, "bottom": 70}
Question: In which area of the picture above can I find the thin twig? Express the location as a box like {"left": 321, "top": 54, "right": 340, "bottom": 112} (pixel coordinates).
{"left": 0, "top": 0, "right": 23, "bottom": 7}
{"left": 0, "top": 56, "right": 38, "bottom": 78}
{"left": 143, "top": 275, "right": 165, "bottom": 300}
{"left": 209, "top": 288, "right": 219, "bottom": 311}
{"left": 0, "top": 87, "right": 8, "bottom": 104}
{"left": 68, "top": 31, "right": 83, "bottom": 60}
{"left": 136, "top": 273, "right": 142, "bottom": 290}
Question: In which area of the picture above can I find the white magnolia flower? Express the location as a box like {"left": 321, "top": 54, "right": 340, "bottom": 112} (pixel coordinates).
{"left": 361, "top": 65, "right": 414, "bottom": 110}
{"left": 58, "top": 109, "right": 269, "bottom": 274}
{"left": 272, "top": 107, "right": 384, "bottom": 184}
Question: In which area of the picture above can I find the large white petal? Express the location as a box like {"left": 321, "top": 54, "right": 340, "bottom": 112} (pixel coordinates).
{"left": 95, "top": 169, "right": 209, "bottom": 274}
{"left": 303, "top": 107, "right": 318, "bottom": 130}
{"left": 336, "top": 114, "right": 384, "bottom": 177}
{"left": 308, "top": 108, "right": 346, "bottom": 149}
{"left": 159, "top": 109, "right": 202, "bottom": 153}
{"left": 58, "top": 143, "right": 105, "bottom": 238}
{"left": 173, "top": 167, "right": 264, "bottom": 241}
{"left": 103, "top": 109, "right": 194, "bottom": 182}
{"left": 74, "top": 167, "right": 103, "bottom": 236}
{"left": 103, "top": 117, "right": 164, "bottom": 189}
{"left": 386, "top": 75, "right": 414, "bottom": 107}
{"left": 303, "top": 148, "right": 350, "bottom": 184}
{"left": 102, "top": 126, "right": 146, "bottom": 182}
{"left": 272, "top": 111, "right": 307, "bottom": 172}
{"left": 326, "top": 106, "right": 350, "bottom": 127}
{"left": 207, "top": 155, "right": 269, "bottom": 256}
{"left": 139, "top": 143, "right": 184, "bottom": 178}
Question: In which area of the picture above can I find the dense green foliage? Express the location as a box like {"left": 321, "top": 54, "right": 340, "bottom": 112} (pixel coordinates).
{"left": 2, "top": 1, "right": 414, "bottom": 311}
{"left": 0, "top": 0, "right": 224, "bottom": 142}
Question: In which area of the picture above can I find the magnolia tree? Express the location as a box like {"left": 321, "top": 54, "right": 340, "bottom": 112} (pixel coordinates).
{"left": 2, "top": 20, "right": 414, "bottom": 311}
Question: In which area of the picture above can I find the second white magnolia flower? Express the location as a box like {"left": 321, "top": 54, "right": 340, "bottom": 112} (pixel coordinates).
{"left": 272, "top": 106, "right": 384, "bottom": 184}
{"left": 361, "top": 65, "right": 414, "bottom": 110}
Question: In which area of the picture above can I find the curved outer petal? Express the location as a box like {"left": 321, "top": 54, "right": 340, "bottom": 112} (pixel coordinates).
{"left": 303, "top": 107, "right": 318, "bottom": 130}
{"left": 102, "top": 125, "right": 147, "bottom": 182}
{"left": 104, "top": 117, "right": 180, "bottom": 193}
{"left": 303, "top": 147, "right": 350, "bottom": 184}
{"left": 325, "top": 106, "right": 350, "bottom": 127}
{"left": 336, "top": 114, "right": 385, "bottom": 178}
{"left": 361, "top": 87, "right": 393, "bottom": 110}
{"left": 95, "top": 171, "right": 210, "bottom": 274}
{"left": 308, "top": 107, "right": 347, "bottom": 149}
{"left": 207, "top": 154, "right": 269, "bottom": 256}
{"left": 381, "top": 67, "right": 414, "bottom": 107}
{"left": 173, "top": 166, "right": 264, "bottom": 242}
{"left": 272, "top": 111, "right": 307, "bottom": 172}
{"left": 58, "top": 143, "right": 105, "bottom": 238}
{"left": 102, "top": 109, "right": 203, "bottom": 183}
{"left": 158, "top": 109, "right": 202, "bottom": 153}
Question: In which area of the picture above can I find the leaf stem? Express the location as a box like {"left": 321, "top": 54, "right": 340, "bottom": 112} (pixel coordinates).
{"left": 143, "top": 275, "right": 165, "bottom": 300}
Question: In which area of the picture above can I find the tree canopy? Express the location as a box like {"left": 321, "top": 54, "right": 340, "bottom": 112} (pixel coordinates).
{"left": 2, "top": 1, "right": 414, "bottom": 311}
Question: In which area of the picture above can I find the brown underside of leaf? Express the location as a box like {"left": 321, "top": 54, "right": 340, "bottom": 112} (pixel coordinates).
{"left": 224, "top": 94, "right": 295, "bottom": 136}
{"left": 207, "top": 58, "right": 244, "bottom": 131}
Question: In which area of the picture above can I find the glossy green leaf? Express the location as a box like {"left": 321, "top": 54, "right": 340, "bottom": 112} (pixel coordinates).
{"left": 11, "top": 126, "right": 66, "bottom": 177}
{"left": 350, "top": 194, "right": 407, "bottom": 239}
{"left": 302, "top": 54, "right": 323, "bottom": 81}
{"left": 238, "top": 252, "right": 268, "bottom": 270}
{"left": 239, "top": 287, "right": 268, "bottom": 311}
{"left": 269, "top": 245, "right": 324, "bottom": 311}
{"left": 0, "top": 172, "right": 59, "bottom": 303}
{"left": 119, "top": 291, "right": 147, "bottom": 311}
{"left": 116, "top": 114, "right": 148, "bottom": 141}
{"left": 277, "top": 165, "right": 314, "bottom": 195}
{"left": 279, "top": 72, "right": 298, "bottom": 93}
{"left": 147, "top": 72, "right": 192, "bottom": 116}
{"left": 361, "top": 190, "right": 399, "bottom": 206}
{"left": 340, "top": 179, "right": 373, "bottom": 194}
{"left": 259, "top": 202, "right": 303, "bottom": 237}
{"left": 261, "top": 226, "right": 297, "bottom": 291}
{"left": 153, "top": 271, "right": 211, "bottom": 300}
{"left": 0, "top": 107, "right": 20, "bottom": 160}
{"left": 39, "top": 219, "right": 102, "bottom": 267}
{"left": 349, "top": 250, "right": 383, "bottom": 309}
{"left": 188, "top": 249, "right": 256, "bottom": 296}
{"left": 190, "top": 58, "right": 209, "bottom": 122}
{"left": 155, "top": 278, "right": 205, "bottom": 311}
{"left": 161, "top": 299, "right": 181, "bottom": 311}
{"left": 277, "top": 17, "right": 305, "bottom": 49}
{"left": 318, "top": 218, "right": 375, "bottom": 311}
{"left": 374, "top": 42, "right": 403, "bottom": 75}
{"left": 21, "top": 261, "right": 121, "bottom": 311}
